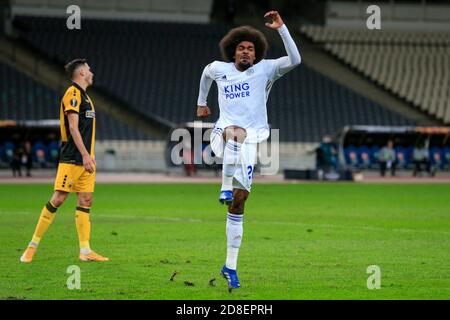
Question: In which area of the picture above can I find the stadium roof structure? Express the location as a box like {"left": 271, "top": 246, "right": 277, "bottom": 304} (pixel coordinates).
{"left": 0, "top": 119, "right": 59, "bottom": 128}
{"left": 340, "top": 125, "right": 450, "bottom": 135}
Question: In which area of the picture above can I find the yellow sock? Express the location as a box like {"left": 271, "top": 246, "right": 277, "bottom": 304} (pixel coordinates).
{"left": 75, "top": 207, "right": 91, "bottom": 253}
{"left": 30, "top": 201, "right": 57, "bottom": 247}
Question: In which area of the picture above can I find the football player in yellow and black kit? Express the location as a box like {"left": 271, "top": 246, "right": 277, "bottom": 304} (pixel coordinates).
{"left": 20, "top": 59, "right": 108, "bottom": 263}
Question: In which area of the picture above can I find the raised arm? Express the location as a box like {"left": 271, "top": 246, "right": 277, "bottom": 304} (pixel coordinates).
{"left": 196, "top": 64, "right": 214, "bottom": 118}
{"left": 265, "top": 11, "right": 301, "bottom": 77}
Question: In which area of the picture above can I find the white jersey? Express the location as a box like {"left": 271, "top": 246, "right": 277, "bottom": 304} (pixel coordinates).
{"left": 197, "top": 24, "right": 301, "bottom": 143}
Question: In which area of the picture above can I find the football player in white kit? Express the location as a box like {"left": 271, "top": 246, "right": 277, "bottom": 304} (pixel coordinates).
{"left": 196, "top": 11, "right": 301, "bottom": 290}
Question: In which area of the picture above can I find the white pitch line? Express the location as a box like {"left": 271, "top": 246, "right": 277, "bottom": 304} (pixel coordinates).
{"left": 0, "top": 211, "right": 33, "bottom": 216}
{"left": 99, "top": 214, "right": 203, "bottom": 223}
{"left": 3, "top": 211, "right": 448, "bottom": 236}
{"left": 0, "top": 211, "right": 202, "bottom": 223}
{"left": 99, "top": 214, "right": 450, "bottom": 236}
{"left": 252, "top": 221, "right": 450, "bottom": 236}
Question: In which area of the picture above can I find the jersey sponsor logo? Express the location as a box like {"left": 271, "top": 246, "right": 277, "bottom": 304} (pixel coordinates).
{"left": 70, "top": 98, "right": 78, "bottom": 107}
{"left": 224, "top": 82, "right": 250, "bottom": 100}
{"left": 85, "top": 110, "right": 96, "bottom": 118}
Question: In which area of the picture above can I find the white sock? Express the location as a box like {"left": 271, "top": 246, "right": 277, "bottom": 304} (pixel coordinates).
{"left": 222, "top": 141, "right": 242, "bottom": 191}
{"left": 226, "top": 212, "right": 244, "bottom": 270}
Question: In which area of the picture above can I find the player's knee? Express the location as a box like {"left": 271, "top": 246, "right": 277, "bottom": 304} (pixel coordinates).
{"left": 229, "top": 190, "right": 248, "bottom": 213}
{"left": 79, "top": 199, "right": 92, "bottom": 207}
{"left": 79, "top": 195, "right": 93, "bottom": 207}
{"left": 229, "top": 202, "right": 244, "bottom": 213}
{"left": 51, "top": 192, "right": 68, "bottom": 207}
{"left": 236, "top": 189, "right": 249, "bottom": 201}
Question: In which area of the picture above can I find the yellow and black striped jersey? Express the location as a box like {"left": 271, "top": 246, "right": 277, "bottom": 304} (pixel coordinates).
{"left": 59, "top": 82, "right": 96, "bottom": 165}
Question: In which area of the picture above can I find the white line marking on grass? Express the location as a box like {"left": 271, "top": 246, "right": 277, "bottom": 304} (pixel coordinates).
{"left": 5, "top": 211, "right": 448, "bottom": 236}
{"left": 99, "top": 214, "right": 202, "bottom": 223}
{"left": 253, "top": 221, "right": 450, "bottom": 236}
{"left": 97, "top": 213, "right": 450, "bottom": 236}
{"left": 0, "top": 211, "right": 33, "bottom": 216}
{"left": 1, "top": 211, "right": 202, "bottom": 223}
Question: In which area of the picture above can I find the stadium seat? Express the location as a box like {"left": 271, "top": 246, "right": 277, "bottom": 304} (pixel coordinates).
{"left": 0, "top": 61, "right": 152, "bottom": 140}
{"left": 299, "top": 25, "right": 450, "bottom": 125}
{"left": 11, "top": 16, "right": 416, "bottom": 142}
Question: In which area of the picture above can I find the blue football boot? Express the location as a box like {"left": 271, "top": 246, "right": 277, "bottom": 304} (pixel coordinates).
{"left": 219, "top": 190, "right": 233, "bottom": 205}
{"left": 221, "top": 265, "right": 241, "bottom": 292}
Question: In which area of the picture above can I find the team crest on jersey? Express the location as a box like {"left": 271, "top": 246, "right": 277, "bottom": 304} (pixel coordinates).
{"left": 246, "top": 68, "right": 254, "bottom": 76}
{"left": 70, "top": 99, "right": 78, "bottom": 107}
{"left": 86, "top": 110, "right": 96, "bottom": 118}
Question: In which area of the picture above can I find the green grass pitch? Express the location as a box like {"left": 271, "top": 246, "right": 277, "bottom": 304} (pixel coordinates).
{"left": 0, "top": 183, "right": 449, "bottom": 300}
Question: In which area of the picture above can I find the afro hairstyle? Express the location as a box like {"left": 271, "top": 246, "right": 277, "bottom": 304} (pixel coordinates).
{"left": 219, "top": 26, "right": 268, "bottom": 64}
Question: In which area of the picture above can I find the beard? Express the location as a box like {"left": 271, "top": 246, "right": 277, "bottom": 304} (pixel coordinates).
{"left": 237, "top": 60, "right": 252, "bottom": 71}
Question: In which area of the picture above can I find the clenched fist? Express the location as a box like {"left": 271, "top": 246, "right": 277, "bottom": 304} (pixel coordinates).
{"left": 264, "top": 11, "right": 284, "bottom": 30}
{"left": 197, "top": 105, "right": 211, "bottom": 118}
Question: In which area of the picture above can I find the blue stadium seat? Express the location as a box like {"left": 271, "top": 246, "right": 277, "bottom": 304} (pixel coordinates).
{"left": 369, "top": 145, "right": 381, "bottom": 168}
{"left": 344, "top": 145, "right": 359, "bottom": 168}
{"left": 430, "top": 147, "right": 444, "bottom": 170}
{"left": 358, "top": 145, "right": 371, "bottom": 168}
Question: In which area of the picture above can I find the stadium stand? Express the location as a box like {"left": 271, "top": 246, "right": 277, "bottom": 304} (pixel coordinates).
{"left": 0, "top": 61, "right": 153, "bottom": 141}
{"left": 12, "top": 16, "right": 416, "bottom": 142}
{"left": 338, "top": 125, "right": 450, "bottom": 173}
{"left": 300, "top": 25, "right": 450, "bottom": 124}
{"left": 10, "top": 0, "right": 213, "bottom": 23}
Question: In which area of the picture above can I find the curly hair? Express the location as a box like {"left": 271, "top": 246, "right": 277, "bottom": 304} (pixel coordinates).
{"left": 219, "top": 26, "right": 268, "bottom": 64}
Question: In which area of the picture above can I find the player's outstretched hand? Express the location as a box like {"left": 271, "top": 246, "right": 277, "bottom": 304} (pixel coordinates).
{"left": 264, "top": 11, "right": 284, "bottom": 29}
{"left": 197, "top": 105, "right": 211, "bottom": 118}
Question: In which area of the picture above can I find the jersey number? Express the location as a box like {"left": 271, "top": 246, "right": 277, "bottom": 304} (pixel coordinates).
{"left": 247, "top": 165, "right": 253, "bottom": 181}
